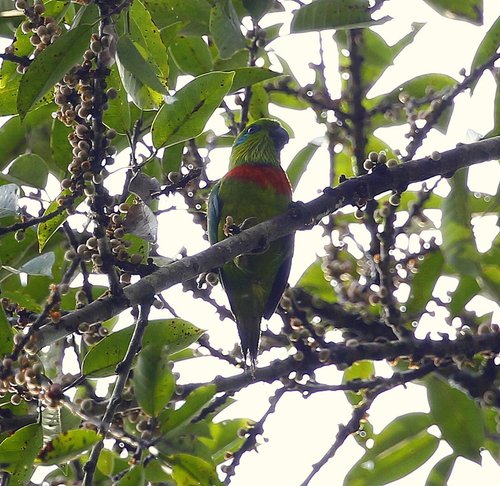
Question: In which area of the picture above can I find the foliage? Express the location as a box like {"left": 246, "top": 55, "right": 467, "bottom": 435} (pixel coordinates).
{"left": 0, "top": 0, "right": 498, "bottom": 485}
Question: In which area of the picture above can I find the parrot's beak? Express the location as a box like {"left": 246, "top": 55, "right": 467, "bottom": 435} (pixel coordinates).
{"left": 270, "top": 124, "right": 290, "bottom": 152}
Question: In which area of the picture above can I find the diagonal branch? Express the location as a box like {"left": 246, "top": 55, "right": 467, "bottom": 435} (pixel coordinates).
{"left": 33, "top": 136, "right": 500, "bottom": 349}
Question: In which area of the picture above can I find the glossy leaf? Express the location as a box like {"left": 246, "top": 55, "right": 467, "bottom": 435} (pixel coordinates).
{"left": 442, "top": 168, "right": 481, "bottom": 278}
{"left": 82, "top": 319, "right": 204, "bottom": 377}
{"left": 160, "top": 384, "right": 217, "bottom": 436}
{"left": 344, "top": 413, "right": 438, "bottom": 486}
{"left": 422, "top": 0, "right": 483, "bottom": 25}
{"left": 17, "top": 24, "right": 93, "bottom": 118}
{"left": 470, "top": 15, "right": 500, "bottom": 91}
{"left": 427, "top": 375, "right": 485, "bottom": 462}
{"left": 0, "top": 423, "right": 43, "bottom": 486}
{"left": 209, "top": 0, "right": 246, "bottom": 59}
{"left": 291, "top": 0, "right": 390, "bottom": 33}
{"left": 0, "top": 183, "right": 19, "bottom": 218}
{"left": 36, "top": 429, "right": 101, "bottom": 465}
{"left": 406, "top": 250, "right": 444, "bottom": 314}
{"left": 152, "top": 71, "right": 234, "bottom": 148}
{"left": 117, "top": 465, "right": 146, "bottom": 485}
{"left": 229, "top": 67, "right": 281, "bottom": 93}
{"left": 133, "top": 345, "right": 175, "bottom": 417}
{"left": 297, "top": 258, "right": 336, "bottom": 303}
{"left": 286, "top": 140, "right": 321, "bottom": 190}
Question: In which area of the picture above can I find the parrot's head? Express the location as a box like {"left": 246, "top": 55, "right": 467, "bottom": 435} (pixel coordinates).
{"left": 230, "top": 118, "right": 290, "bottom": 168}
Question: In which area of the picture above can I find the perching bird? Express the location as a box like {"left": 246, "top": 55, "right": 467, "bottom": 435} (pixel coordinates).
{"left": 207, "top": 118, "right": 294, "bottom": 366}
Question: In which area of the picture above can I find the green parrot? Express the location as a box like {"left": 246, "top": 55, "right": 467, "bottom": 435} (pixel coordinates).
{"left": 207, "top": 118, "right": 294, "bottom": 366}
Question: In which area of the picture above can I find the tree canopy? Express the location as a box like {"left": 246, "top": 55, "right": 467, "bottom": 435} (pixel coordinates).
{"left": 0, "top": 0, "right": 499, "bottom": 485}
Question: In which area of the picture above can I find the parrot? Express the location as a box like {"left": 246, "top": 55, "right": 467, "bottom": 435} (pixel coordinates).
{"left": 207, "top": 118, "right": 294, "bottom": 367}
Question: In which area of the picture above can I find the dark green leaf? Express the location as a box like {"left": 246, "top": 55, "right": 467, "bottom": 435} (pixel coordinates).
{"left": 425, "top": 454, "right": 456, "bottom": 486}
{"left": 291, "top": 0, "right": 390, "bottom": 33}
{"left": 0, "top": 305, "right": 13, "bottom": 358}
{"left": 449, "top": 275, "right": 480, "bottom": 317}
{"left": 229, "top": 67, "right": 281, "bottom": 93}
{"left": 0, "top": 423, "right": 43, "bottom": 486}
{"left": 345, "top": 413, "right": 438, "bottom": 486}
{"left": 442, "top": 168, "right": 481, "bottom": 277}
{"left": 152, "top": 71, "right": 234, "bottom": 148}
{"left": 422, "top": 0, "right": 483, "bottom": 25}
{"left": 17, "top": 24, "right": 93, "bottom": 118}
{"left": 209, "top": 0, "right": 246, "bottom": 59}
{"left": 242, "top": 0, "right": 273, "bottom": 20}
{"left": 103, "top": 66, "right": 131, "bottom": 134}
{"left": 169, "top": 36, "right": 213, "bottom": 76}
{"left": 36, "top": 429, "right": 101, "bottom": 465}
{"left": 133, "top": 345, "right": 175, "bottom": 417}
{"left": 406, "top": 250, "right": 444, "bottom": 314}
{"left": 50, "top": 119, "right": 73, "bottom": 179}
{"left": 2, "top": 154, "right": 48, "bottom": 189}
{"left": 286, "top": 141, "right": 321, "bottom": 190}
{"left": 82, "top": 319, "right": 204, "bottom": 377}
{"left": 297, "top": 258, "right": 336, "bottom": 303}
{"left": 162, "top": 142, "right": 184, "bottom": 175}
{"left": 117, "top": 465, "right": 146, "bottom": 485}
{"left": 159, "top": 384, "right": 217, "bottom": 436}
{"left": 427, "top": 375, "right": 485, "bottom": 462}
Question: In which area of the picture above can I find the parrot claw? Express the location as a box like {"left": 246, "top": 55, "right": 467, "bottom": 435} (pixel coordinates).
{"left": 223, "top": 216, "right": 258, "bottom": 237}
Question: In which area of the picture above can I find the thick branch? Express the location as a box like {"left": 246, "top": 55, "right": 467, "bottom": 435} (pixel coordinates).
{"left": 35, "top": 136, "right": 500, "bottom": 348}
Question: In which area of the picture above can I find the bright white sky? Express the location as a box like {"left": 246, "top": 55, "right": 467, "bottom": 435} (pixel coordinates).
{"left": 2, "top": 0, "right": 498, "bottom": 484}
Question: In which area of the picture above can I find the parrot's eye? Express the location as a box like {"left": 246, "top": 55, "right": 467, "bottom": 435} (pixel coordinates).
{"left": 247, "top": 126, "right": 259, "bottom": 134}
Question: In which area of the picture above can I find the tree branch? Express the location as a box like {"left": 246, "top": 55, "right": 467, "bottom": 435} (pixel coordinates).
{"left": 33, "top": 136, "right": 500, "bottom": 349}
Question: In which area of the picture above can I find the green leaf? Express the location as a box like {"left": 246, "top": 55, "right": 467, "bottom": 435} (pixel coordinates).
{"left": 17, "top": 24, "right": 93, "bottom": 119}
{"left": 103, "top": 66, "right": 131, "bottom": 134}
{"left": 449, "top": 275, "right": 480, "bottom": 317}
{"left": 422, "top": 0, "right": 483, "bottom": 25}
{"left": 242, "top": 0, "right": 273, "bottom": 20}
{"left": 344, "top": 413, "right": 438, "bottom": 486}
{"left": 425, "top": 454, "right": 456, "bottom": 486}
{"left": 0, "top": 306, "right": 13, "bottom": 357}
{"left": 50, "top": 119, "right": 73, "bottom": 179}
{"left": 229, "top": 67, "right": 281, "bottom": 93}
{"left": 342, "top": 360, "right": 375, "bottom": 405}
{"left": 406, "top": 250, "right": 444, "bottom": 314}
{"left": 427, "top": 375, "right": 485, "bottom": 462}
{"left": 130, "top": 0, "right": 169, "bottom": 79}
{"left": 470, "top": 15, "right": 500, "bottom": 92}
{"left": 291, "top": 0, "right": 390, "bottom": 33}
{"left": 0, "top": 183, "right": 19, "bottom": 218}
{"left": 442, "top": 168, "right": 481, "bottom": 278}
{"left": 169, "top": 36, "right": 214, "bottom": 76}
{"left": 117, "top": 465, "right": 146, "bottom": 485}
{"left": 116, "top": 35, "right": 168, "bottom": 96}
{"left": 0, "top": 423, "right": 43, "bottom": 486}
{"left": 199, "top": 418, "right": 250, "bottom": 464}
{"left": 209, "top": 0, "right": 246, "bottom": 59}
{"left": 170, "top": 453, "right": 222, "bottom": 486}
{"left": 152, "top": 71, "right": 234, "bottom": 148}
{"left": 2, "top": 154, "right": 49, "bottom": 189}
{"left": 145, "top": 459, "right": 174, "bottom": 482}
{"left": 248, "top": 82, "right": 269, "bottom": 121}
{"left": 133, "top": 345, "right": 175, "bottom": 417}
{"left": 36, "top": 429, "right": 101, "bottom": 465}
{"left": 82, "top": 319, "right": 204, "bottom": 377}
{"left": 286, "top": 141, "right": 321, "bottom": 190}
{"left": 162, "top": 142, "right": 184, "bottom": 175}
{"left": 159, "top": 384, "right": 217, "bottom": 436}
{"left": 297, "top": 258, "right": 336, "bottom": 303}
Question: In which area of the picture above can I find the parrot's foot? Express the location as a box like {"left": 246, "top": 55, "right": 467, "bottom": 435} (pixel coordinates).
{"left": 223, "top": 216, "right": 258, "bottom": 237}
